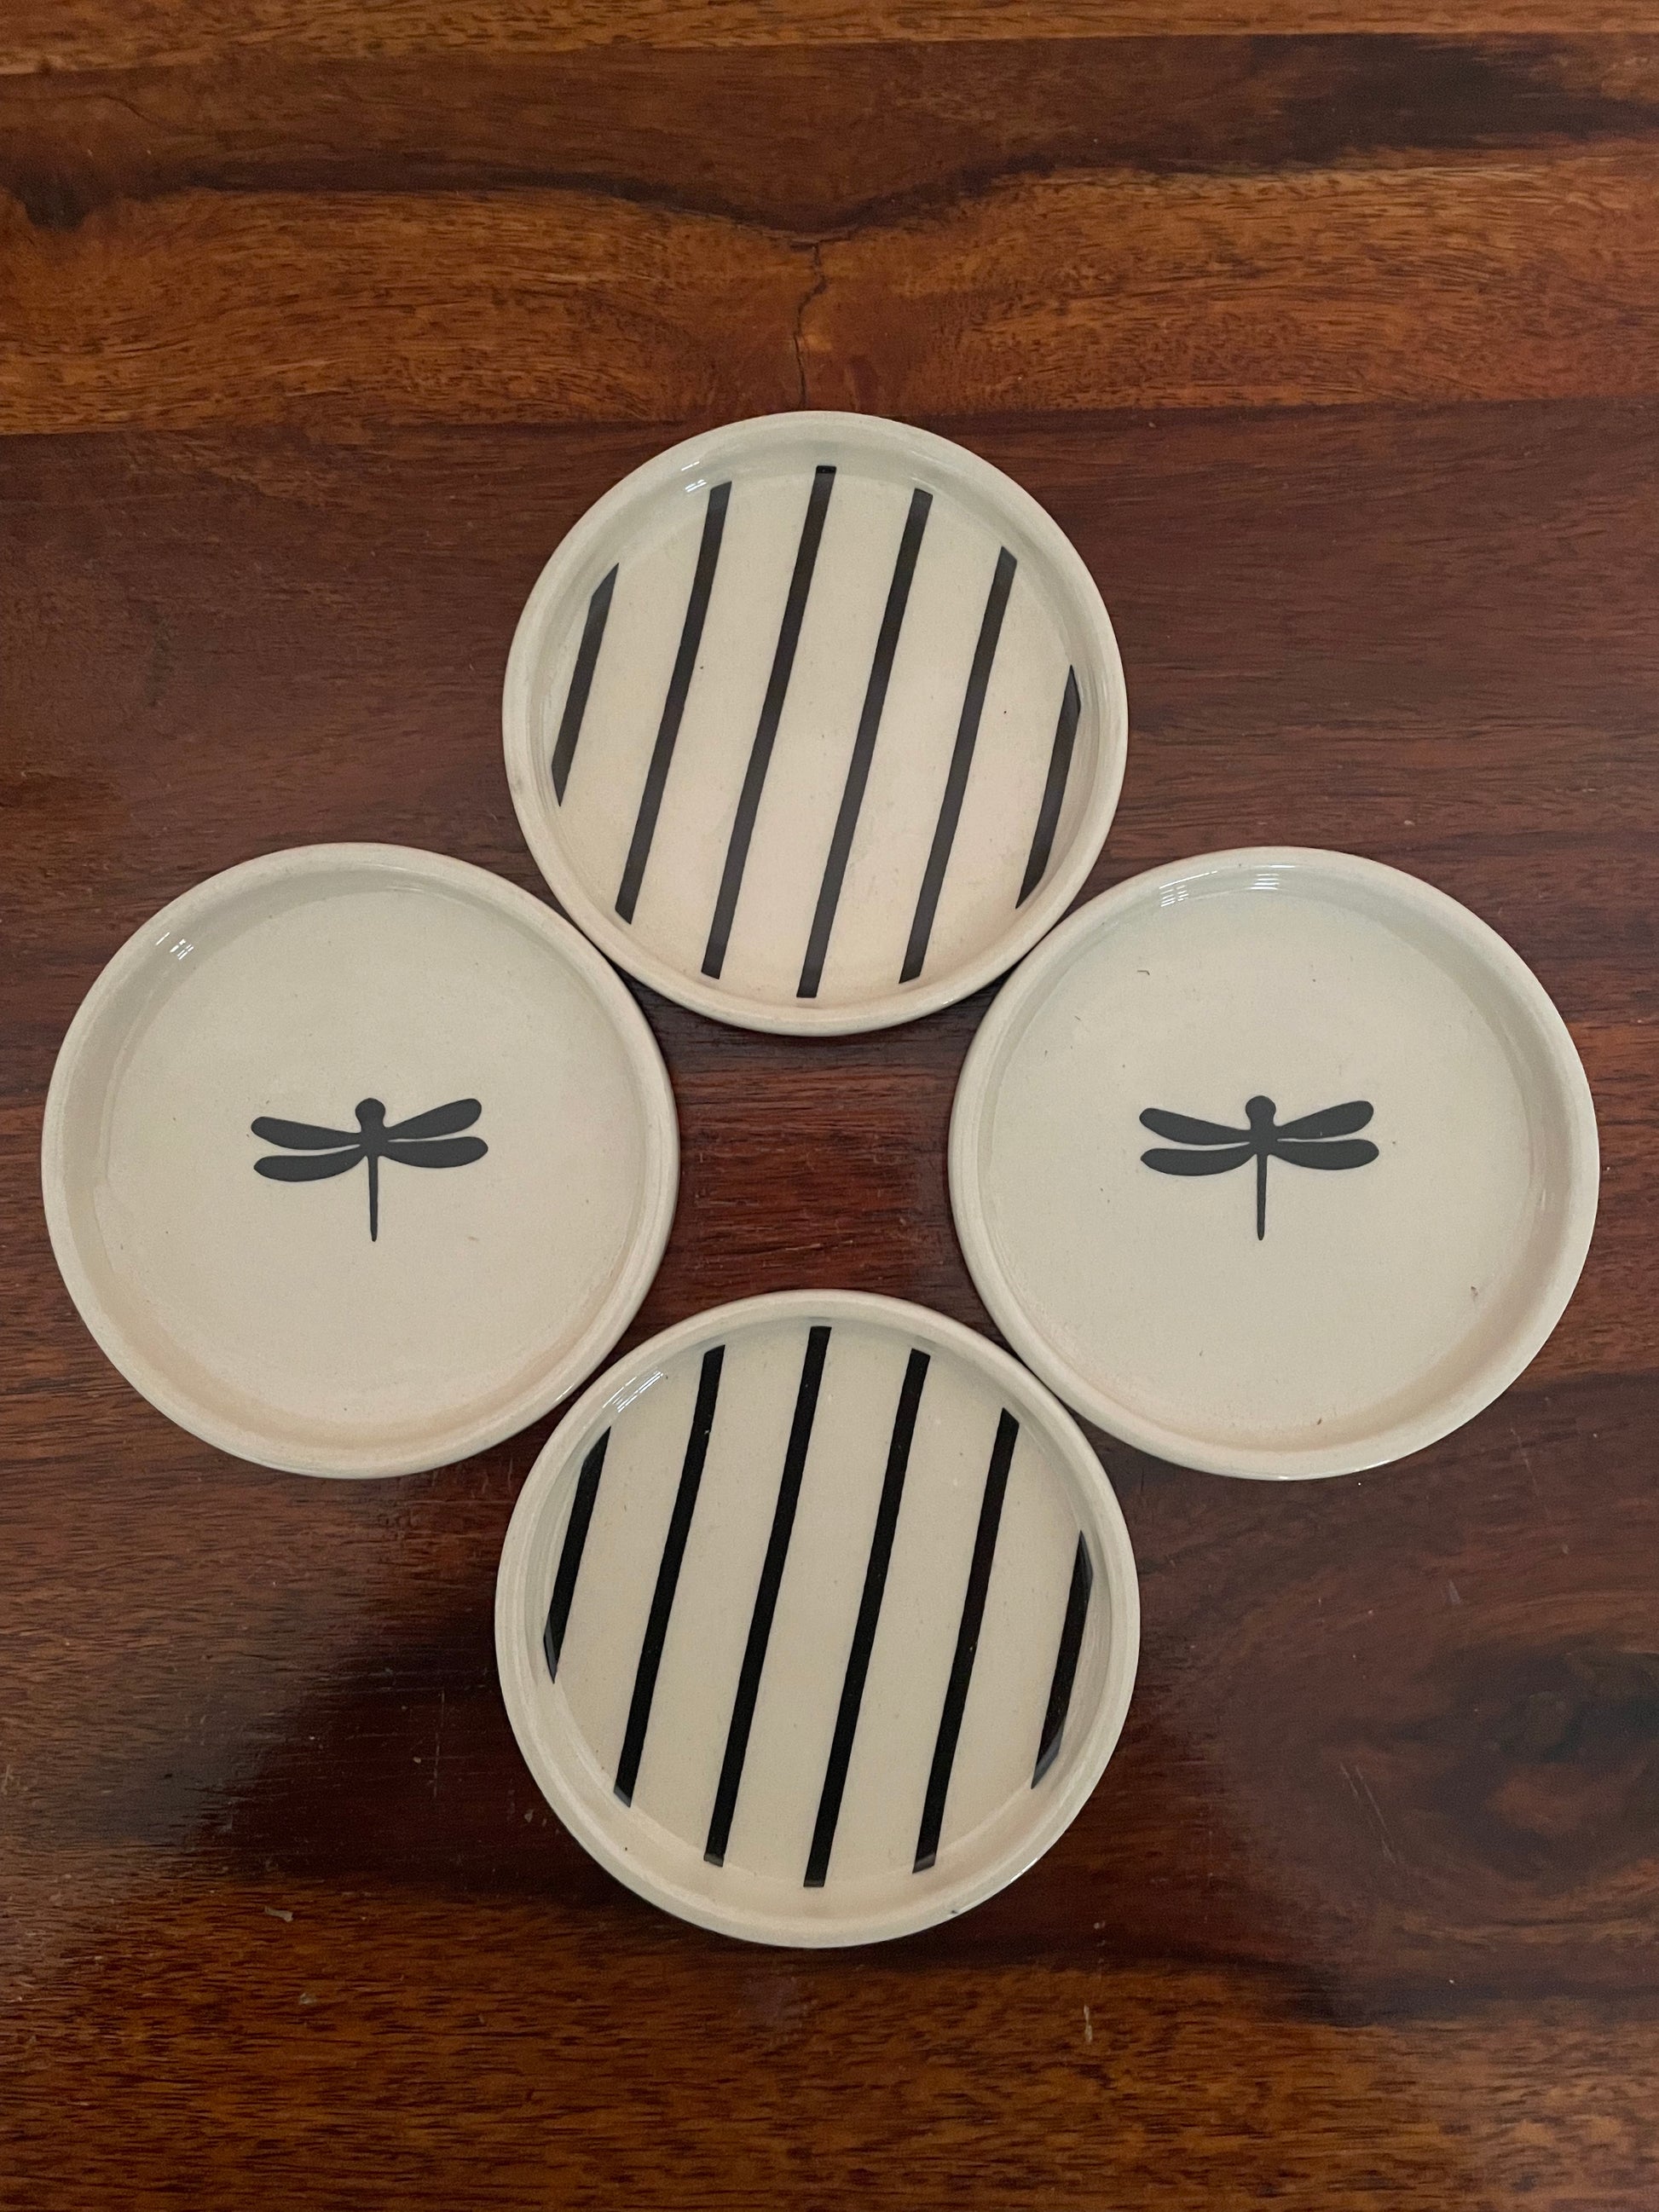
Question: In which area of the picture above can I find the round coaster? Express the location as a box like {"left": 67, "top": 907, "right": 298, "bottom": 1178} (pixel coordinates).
{"left": 951, "top": 848, "right": 1598, "bottom": 1481}
{"left": 495, "top": 1291, "right": 1139, "bottom": 1947}
{"left": 504, "top": 412, "right": 1127, "bottom": 1034}
{"left": 43, "top": 846, "right": 679, "bottom": 1478}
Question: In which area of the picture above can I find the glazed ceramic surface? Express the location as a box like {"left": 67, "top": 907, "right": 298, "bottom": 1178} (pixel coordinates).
{"left": 951, "top": 849, "right": 1598, "bottom": 1480}
{"left": 43, "top": 846, "right": 678, "bottom": 1477}
{"left": 504, "top": 413, "right": 1127, "bottom": 1033}
{"left": 495, "top": 1291, "right": 1140, "bottom": 1945}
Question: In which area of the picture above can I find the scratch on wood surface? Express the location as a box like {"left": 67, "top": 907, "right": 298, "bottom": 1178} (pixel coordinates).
{"left": 1341, "top": 1762, "right": 1398, "bottom": 1866}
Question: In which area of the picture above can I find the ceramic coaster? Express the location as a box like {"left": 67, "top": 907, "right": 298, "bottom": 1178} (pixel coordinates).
{"left": 504, "top": 412, "right": 1127, "bottom": 1035}
{"left": 951, "top": 848, "right": 1598, "bottom": 1481}
{"left": 43, "top": 846, "right": 678, "bottom": 1478}
{"left": 495, "top": 1291, "right": 1139, "bottom": 1946}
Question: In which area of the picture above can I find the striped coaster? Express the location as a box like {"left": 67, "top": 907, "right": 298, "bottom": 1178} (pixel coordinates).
{"left": 505, "top": 413, "right": 1128, "bottom": 1035}
{"left": 496, "top": 1291, "right": 1139, "bottom": 1946}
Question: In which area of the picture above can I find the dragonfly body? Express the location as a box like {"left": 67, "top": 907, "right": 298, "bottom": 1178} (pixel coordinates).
{"left": 1140, "top": 1094, "right": 1378, "bottom": 1239}
{"left": 252, "top": 1096, "right": 488, "bottom": 1242}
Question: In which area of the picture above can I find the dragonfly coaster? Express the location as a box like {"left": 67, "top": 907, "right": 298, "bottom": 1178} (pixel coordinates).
{"left": 43, "top": 846, "right": 678, "bottom": 1477}
{"left": 950, "top": 847, "right": 1598, "bottom": 1481}
{"left": 504, "top": 411, "right": 1128, "bottom": 1035}
{"left": 494, "top": 1291, "right": 1139, "bottom": 1946}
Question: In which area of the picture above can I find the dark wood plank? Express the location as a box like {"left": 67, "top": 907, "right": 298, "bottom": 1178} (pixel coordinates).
{"left": 0, "top": 188, "right": 806, "bottom": 433}
{"left": 7, "top": 44, "right": 1659, "bottom": 428}
{"left": 3, "top": 38, "right": 1656, "bottom": 234}
{"left": 803, "top": 143, "right": 1659, "bottom": 413}
{"left": 8, "top": 0, "right": 1659, "bottom": 77}
{"left": 6, "top": 1863, "right": 1655, "bottom": 2212}
{"left": 3, "top": 1886, "right": 1658, "bottom": 2207}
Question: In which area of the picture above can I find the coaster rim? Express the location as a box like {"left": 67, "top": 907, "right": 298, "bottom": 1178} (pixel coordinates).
{"left": 503, "top": 410, "right": 1129, "bottom": 1036}
{"left": 494, "top": 1288, "right": 1142, "bottom": 1947}
{"left": 950, "top": 846, "right": 1600, "bottom": 1481}
{"left": 42, "top": 842, "right": 680, "bottom": 1479}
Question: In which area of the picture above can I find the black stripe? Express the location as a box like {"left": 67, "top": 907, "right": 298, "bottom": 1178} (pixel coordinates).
{"left": 1032, "top": 1533, "right": 1093, "bottom": 1785}
{"left": 797, "top": 488, "right": 933, "bottom": 998}
{"left": 614, "top": 1345, "right": 725, "bottom": 1806}
{"left": 804, "top": 1347, "right": 930, "bottom": 1886}
{"left": 550, "top": 564, "right": 617, "bottom": 804}
{"left": 616, "top": 481, "right": 731, "bottom": 924}
{"left": 1017, "top": 667, "right": 1081, "bottom": 907}
{"left": 702, "top": 467, "right": 836, "bottom": 981}
{"left": 900, "top": 546, "right": 1017, "bottom": 985}
{"left": 541, "top": 1429, "right": 610, "bottom": 1682}
{"left": 704, "top": 1324, "right": 832, "bottom": 1866}
{"left": 913, "top": 1409, "right": 1017, "bottom": 1872}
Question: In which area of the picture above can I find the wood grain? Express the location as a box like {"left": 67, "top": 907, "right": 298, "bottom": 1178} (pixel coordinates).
{"left": 0, "top": 188, "right": 805, "bottom": 432}
{"left": 804, "top": 146, "right": 1659, "bottom": 413}
{"left": 9, "top": 0, "right": 1659, "bottom": 74}
{"left": 8, "top": 37, "right": 1659, "bottom": 429}
{"left": 4, "top": 8, "right": 1659, "bottom": 2209}
{"left": 5, "top": 38, "right": 1657, "bottom": 232}
{"left": 12, "top": 153, "right": 1659, "bottom": 428}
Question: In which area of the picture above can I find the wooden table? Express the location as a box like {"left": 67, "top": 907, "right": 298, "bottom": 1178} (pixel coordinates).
{"left": 4, "top": 7, "right": 1657, "bottom": 2206}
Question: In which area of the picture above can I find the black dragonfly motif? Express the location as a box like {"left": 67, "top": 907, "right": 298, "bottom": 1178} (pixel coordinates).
{"left": 1140, "top": 1096, "right": 1378, "bottom": 1240}
{"left": 251, "top": 1097, "right": 487, "bottom": 1243}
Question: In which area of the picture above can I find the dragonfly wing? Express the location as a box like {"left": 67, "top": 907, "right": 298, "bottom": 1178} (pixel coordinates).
{"left": 384, "top": 1135, "right": 488, "bottom": 1168}
{"left": 385, "top": 1098, "right": 482, "bottom": 1141}
{"left": 1142, "top": 1142, "right": 1254, "bottom": 1176}
{"left": 255, "top": 1149, "right": 361, "bottom": 1181}
{"left": 1274, "top": 1138, "right": 1379, "bottom": 1170}
{"left": 1276, "top": 1100, "right": 1374, "bottom": 1141}
{"left": 1139, "top": 1108, "right": 1251, "bottom": 1145}
{"left": 251, "top": 1115, "right": 358, "bottom": 1148}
